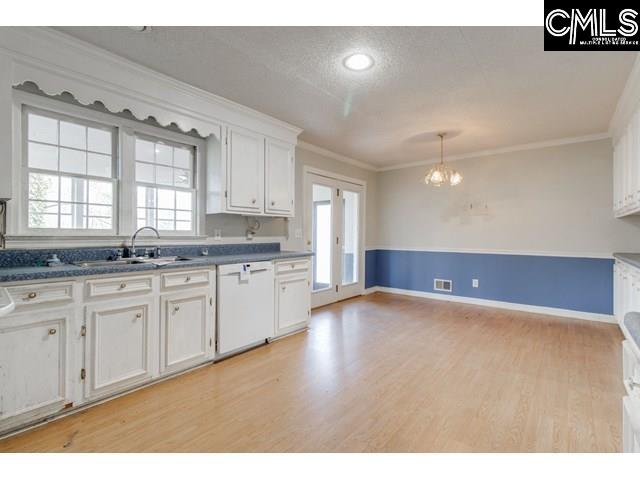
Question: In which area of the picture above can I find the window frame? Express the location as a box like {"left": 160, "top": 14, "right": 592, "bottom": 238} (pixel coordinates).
{"left": 133, "top": 132, "right": 197, "bottom": 235}
{"left": 12, "top": 90, "right": 206, "bottom": 239}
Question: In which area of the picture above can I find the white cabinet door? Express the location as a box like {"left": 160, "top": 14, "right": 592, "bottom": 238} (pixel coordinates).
{"left": 276, "top": 273, "right": 310, "bottom": 335}
{"left": 85, "top": 298, "right": 155, "bottom": 400}
{"left": 160, "top": 289, "right": 213, "bottom": 375}
{"left": 265, "top": 139, "right": 294, "bottom": 216}
{"left": 226, "top": 127, "right": 264, "bottom": 213}
{"left": 0, "top": 310, "right": 70, "bottom": 429}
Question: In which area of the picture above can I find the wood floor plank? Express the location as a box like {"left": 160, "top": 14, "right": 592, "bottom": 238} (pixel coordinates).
{"left": 0, "top": 292, "right": 624, "bottom": 452}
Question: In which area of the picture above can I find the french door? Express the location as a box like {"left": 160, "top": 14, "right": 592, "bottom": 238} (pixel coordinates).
{"left": 304, "top": 170, "right": 365, "bottom": 308}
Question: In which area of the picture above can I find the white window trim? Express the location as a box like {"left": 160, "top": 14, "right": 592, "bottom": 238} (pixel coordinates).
{"left": 9, "top": 90, "right": 206, "bottom": 240}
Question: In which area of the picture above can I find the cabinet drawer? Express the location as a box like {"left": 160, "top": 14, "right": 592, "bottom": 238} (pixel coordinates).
{"left": 275, "top": 259, "right": 310, "bottom": 275}
{"left": 161, "top": 269, "right": 210, "bottom": 290}
{"left": 7, "top": 282, "right": 74, "bottom": 310}
{"left": 86, "top": 275, "right": 153, "bottom": 299}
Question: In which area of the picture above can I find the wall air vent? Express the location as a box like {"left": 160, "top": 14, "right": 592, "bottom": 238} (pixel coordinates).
{"left": 434, "top": 279, "right": 452, "bottom": 293}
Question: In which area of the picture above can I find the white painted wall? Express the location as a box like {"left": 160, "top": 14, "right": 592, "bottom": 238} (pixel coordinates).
{"left": 375, "top": 139, "right": 640, "bottom": 257}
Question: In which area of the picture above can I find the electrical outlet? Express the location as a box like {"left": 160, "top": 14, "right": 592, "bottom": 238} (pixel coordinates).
{"left": 472, "top": 279, "right": 479, "bottom": 288}
{"left": 213, "top": 229, "right": 222, "bottom": 240}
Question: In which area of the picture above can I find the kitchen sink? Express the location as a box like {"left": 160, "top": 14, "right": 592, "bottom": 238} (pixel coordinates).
{"left": 73, "top": 256, "right": 191, "bottom": 268}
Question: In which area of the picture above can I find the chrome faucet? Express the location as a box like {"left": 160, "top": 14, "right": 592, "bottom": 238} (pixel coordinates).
{"left": 130, "top": 226, "right": 160, "bottom": 258}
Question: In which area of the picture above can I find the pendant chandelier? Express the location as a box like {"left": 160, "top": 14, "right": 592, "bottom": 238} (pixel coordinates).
{"left": 424, "top": 133, "right": 463, "bottom": 187}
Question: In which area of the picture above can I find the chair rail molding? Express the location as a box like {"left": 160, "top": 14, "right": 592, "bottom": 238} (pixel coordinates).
{"left": 0, "top": 27, "right": 302, "bottom": 144}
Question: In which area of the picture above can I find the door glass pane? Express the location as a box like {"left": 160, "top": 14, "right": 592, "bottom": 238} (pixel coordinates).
{"left": 342, "top": 190, "right": 359, "bottom": 285}
{"left": 312, "top": 184, "right": 332, "bottom": 292}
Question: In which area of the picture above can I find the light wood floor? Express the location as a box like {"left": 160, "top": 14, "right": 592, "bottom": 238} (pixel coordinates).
{"left": 0, "top": 292, "right": 624, "bottom": 452}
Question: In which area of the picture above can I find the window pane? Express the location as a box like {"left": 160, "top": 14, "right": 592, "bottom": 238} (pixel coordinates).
{"left": 135, "top": 139, "right": 155, "bottom": 163}
{"left": 28, "top": 114, "right": 58, "bottom": 144}
{"left": 341, "top": 190, "right": 360, "bottom": 285}
{"left": 88, "top": 180, "right": 113, "bottom": 205}
{"left": 88, "top": 204, "right": 112, "bottom": 217}
{"left": 157, "top": 189, "right": 175, "bottom": 209}
{"left": 136, "top": 162, "right": 155, "bottom": 183}
{"left": 155, "top": 144, "right": 172, "bottom": 165}
{"left": 60, "top": 203, "right": 87, "bottom": 229}
{"left": 174, "top": 168, "right": 191, "bottom": 188}
{"left": 29, "top": 201, "right": 58, "bottom": 229}
{"left": 60, "top": 177, "right": 87, "bottom": 203}
{"left": 59, "top": 148, "right": 86, "bottom": 175}
{"left": 89, "top": 217, "right": 112, "bottom": 229}
{"left": 158, "top": 220, "right": 174, "bottom": 230}
{"left": 29, "top": 173, "right": 59, "bottom": 201}
{"left": 176, "top": 210, "right": 191, "bottom": 221}
{"left": 87, "top": 153, "right": 112, "bottom": 178}
{"left": 137, "top": 208, "right": 156, "bottom": 228}
{"left": 137, "top": 186, "right": 156, "bottom": 209}
{"left": 158, "top": 209, "right": 175, "bottom": 221}
{"left": 173, "top": 148, "right": 191, "bottom": 169}
{"left": 176, "top": 191, "right": 192, "bottom": 211}
{"left": 28, "top": 142, "right": 58, "bottom": 171}
{"left": 59, "top": 121, "right": 86, "bottom": 150}
{"left": 176, "top": 221, "right": 191, "bottom": 231}
{"left": 156, "top": 165, "right": 173, "bottom": 185}
{"left": 88, "top": 128, "right": 111, "bottom": 154}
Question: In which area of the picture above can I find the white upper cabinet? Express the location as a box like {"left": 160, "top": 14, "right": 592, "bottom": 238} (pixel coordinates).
{"left": 265, "top": 138, "right": 295, "bottom": 216}
{"left": 207, "top": 127, "right": 296, "bottom": 217}
{"left": 614, "top": 109, "right": 640, "bottom": 217}
{"left": 226, "top": 127, "right": 265, "bottom": 214}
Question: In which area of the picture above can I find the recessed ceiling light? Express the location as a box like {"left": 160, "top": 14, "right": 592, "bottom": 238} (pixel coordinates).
{"left": 343, "top": 53, "right": 374, "bottom": 71}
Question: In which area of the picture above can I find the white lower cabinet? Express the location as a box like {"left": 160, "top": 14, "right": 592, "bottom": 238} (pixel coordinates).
{"left": 0, "top": 309, "right": 72, "bottom": 431}
{"left": 623, "top": 395, "right": 640, "bottom": 452}
{"left": 84, "top": 297, "right": 156, "bottom": 400}
{"left": 274, "top": 259, "right": 311, "bottom": 337}
{"left": 160, "top": 289, "right": 213, "bottom": 375}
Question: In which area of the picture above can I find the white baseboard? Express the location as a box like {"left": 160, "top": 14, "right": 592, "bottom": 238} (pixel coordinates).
{"left": 364, "top": 286, "right": 616, "bottom": 324}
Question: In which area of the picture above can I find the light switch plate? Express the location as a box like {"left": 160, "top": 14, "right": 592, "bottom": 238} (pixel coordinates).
{"left": 472, "top": 279, "right": 479, "bottom": 288}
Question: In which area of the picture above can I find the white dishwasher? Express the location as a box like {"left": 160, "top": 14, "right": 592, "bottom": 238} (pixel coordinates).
{"left": 217, "top": 261, "right": 275, "bottom": 355}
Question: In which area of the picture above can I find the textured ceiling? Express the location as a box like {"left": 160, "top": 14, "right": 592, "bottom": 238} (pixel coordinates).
{"left": 54, "top": 26, "right": 636, "bottom": 168}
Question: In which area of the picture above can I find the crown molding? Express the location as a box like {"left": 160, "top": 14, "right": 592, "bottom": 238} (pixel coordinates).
{"left": 296, "top": 141, "right": 377, "bottom": 171}
{"left": 0, "top": 27, "right": 302, "bottom": 142}
{"left": 609, "top": 52, "right": 640, "bottom": 140}
{"left": 376, "top": 132, "right": 611, "bottom": 172}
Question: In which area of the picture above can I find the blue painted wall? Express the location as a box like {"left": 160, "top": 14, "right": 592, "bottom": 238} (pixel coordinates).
{"left": 364, "top": 249, "right": 613, "bottom": 315}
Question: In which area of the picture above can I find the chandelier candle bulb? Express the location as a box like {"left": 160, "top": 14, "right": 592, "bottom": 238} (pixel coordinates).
{"left": 424, "top": 133, "right": 463, "bottom": 187}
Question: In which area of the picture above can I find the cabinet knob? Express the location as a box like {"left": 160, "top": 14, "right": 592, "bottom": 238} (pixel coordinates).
{"left": 120, "top": 283, "right": 127, "bottom": 289}
{"left": 48, "top": 328, "right": 57, "bottom": 335}
{"left": 282, "top": 286, "right": 286, "bottom": 291}
{"left": 174, "top": 306, "right": 180, "bottom": 313}
{"left": 135, "top": 312, "right": 142, "bottom": 319}
{"left": 628, "top": 378, "right": 640, "bottom": 390}
{"left": 271, "top": 201, "right": 275, "bottom": 206}
{"left": 185, "top": 276, "right": 191, "bottom": 282}
{"left": 27, "top": 292, "right": 37, "bottom": 299}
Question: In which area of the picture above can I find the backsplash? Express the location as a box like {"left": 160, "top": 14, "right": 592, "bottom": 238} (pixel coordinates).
{"left": 0, "top": 243, "right": 281, "bottom": 268}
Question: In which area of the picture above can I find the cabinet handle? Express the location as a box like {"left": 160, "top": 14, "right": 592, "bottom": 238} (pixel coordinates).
{"left": 26, "top": 292, "right": 37, "bottom": 299}
{"left": 120, "top": 283, "right": 127, "bottom": 289}
{"left": 135, "top": 313, "right": 142, "bottom": 319}
{"left": 48, "top": 328, "right": 57, "bottom": 335}
{"left": 185, "top": 276, "right": 191, "bottom": 282}
{"left": 251, "top": 198, "right": 256, "bottom": 204}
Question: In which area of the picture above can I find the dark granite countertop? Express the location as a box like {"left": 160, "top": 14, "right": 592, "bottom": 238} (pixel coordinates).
{"left": 0, "top": 250, "right": 313, "bottom": 283}
{"left": 614, "top": 253, "right": 640, "bottom": 270}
